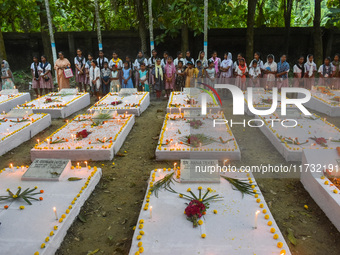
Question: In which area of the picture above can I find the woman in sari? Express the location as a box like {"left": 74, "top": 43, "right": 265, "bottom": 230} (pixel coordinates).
{"left": 54, "top": 51, "right": 71, "bottom": 89}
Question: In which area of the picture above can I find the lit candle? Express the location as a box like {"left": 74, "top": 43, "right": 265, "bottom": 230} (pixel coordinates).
{"left": 9, "top": 163, "right": 13, "bottom": 168}
{"left": 37, "top": 139, "right": 40, "bottom": 144}
{"left": 223, "top": 159, "right": 229, "bottom": 167}
{"left": 77, "top": 162, "right": 80, "bottom": 169}
{"left": 47, "top": 138, "right": 50, "bottom": 149}
{"left": 53, "top": 207, "right": 58, "bottom": 220}
{"left": 149, "top": 206, "right": 152, "bottom": 219}
{"left": 85, "top": 161, "right": 88, "bottom": 168}
{"left": 254, "top": 210, "right": 260, "bottom": 229}
{"left": 179, "top": 107, "right": 181, "bottom": 115}
{"left": 174, "top": 162, "right": 177, "bottom": 170}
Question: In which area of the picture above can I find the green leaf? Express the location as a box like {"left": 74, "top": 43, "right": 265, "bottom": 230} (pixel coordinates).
{"left": 68, "top": 177, "right": 83, "bottom": 181}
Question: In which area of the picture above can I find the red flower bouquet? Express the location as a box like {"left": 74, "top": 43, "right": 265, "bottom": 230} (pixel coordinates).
{"left": 76, "top": 129, "right": 91, "bottom": 139}
{"left": 45, "top": 98, "right": 52, "bottom": 103}
{"left": 111, "top": 100, "right": 122, "bottom": 106}
{"left": 310, "top": 136, "right": 328, "bottom": 147}
{"left": 185, "top": 200, "right": 206, "bottom": 227}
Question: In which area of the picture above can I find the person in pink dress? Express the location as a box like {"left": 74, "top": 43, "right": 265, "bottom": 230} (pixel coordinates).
{"left": 209, "top": 51, "right": 221, "bottom": 78}
{"left": 164, "top": 56, "right": 176, "bottom": 98}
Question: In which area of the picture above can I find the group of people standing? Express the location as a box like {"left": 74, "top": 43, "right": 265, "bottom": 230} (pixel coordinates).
{"left": 2, "top": 49, "right": 340, "bottom": 99}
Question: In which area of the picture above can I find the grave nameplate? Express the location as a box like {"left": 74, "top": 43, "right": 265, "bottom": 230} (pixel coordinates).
{"left": 180, "top": 159, "right": 220, "bottom": 183}
{"left": 22, "top": 158, "right": 71, "bottom": 181}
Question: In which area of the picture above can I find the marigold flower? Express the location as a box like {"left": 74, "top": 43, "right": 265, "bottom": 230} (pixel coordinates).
{"left": 201, "top": 234, "right": 206, "bottom": 238}
{"left": 213, "top": 210, "right": 217, "bottom": 214}
{"left": 136, "top": 235, "right": 142, "bottom": 240}
{"left": 139, "top": 247, "right": 144, "bottom": 253}
{"left": 198, "top": 186, "right": 202, "bottom": 190}
{"left": 19, "top": 205, "right": 25, "bottom": 210}
{"left": 277, "top": 242, "right": 283, "bottom": 248}
{"left": 198, "top": 220, "right": 203, "bottom": 225}
{"left": 267, "top": 221, "right": 272, "bottom": 226}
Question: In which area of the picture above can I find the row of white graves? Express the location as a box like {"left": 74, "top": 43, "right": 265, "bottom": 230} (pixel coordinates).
{"left": 147, "top": 89, "right": 291, "bottom": 254}
{"left": 30, "top": 88, "right": 148, "bottom": 161}
{"left": 0, "top": 89, "right": 150, "bottom": 254}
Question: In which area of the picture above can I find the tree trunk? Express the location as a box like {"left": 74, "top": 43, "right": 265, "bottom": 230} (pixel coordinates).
{"left": 0, "top": 28, "right": 7, "bottom": 61}
{"left": 314, "top": 0, "right": 323, "bottom": 67}
{"left": 181, "top": 23, "right": 189, "bottom": 55}
{"left": 94, "top": 0, "right": 103, "bottom": 50}
{"left": 325, "top": 29, "right": 334, "bottom": 58}
{"left": 37, "top": 0, "right": 53, "bottom": 65}
{"left": 135, "top": 0, "right": 147, "bottom": 54}
{"left": 246, "top": 0, "right": 257, "bottom": 63}
{"left": 283, "top": 0, "right": 293, "bottom": 55}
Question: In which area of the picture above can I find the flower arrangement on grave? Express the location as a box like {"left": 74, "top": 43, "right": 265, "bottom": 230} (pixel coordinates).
{"left": 44, "top": 98, "right": 53, "bottom": 103}
{"left": 179, "top": 134, "right": 215, "bottom": 148}
{"left": 181, "top": 187, "right": 222, "bottom": 227}
{"left": 9, "top": 117, "right": 30, "bottom": 123}
{"left": 309, "top": 136, "right": 327, "bottom": 147}
{"left": 278, "top": 136, "right": 309, "bottom": 146}
{"left": 76, "top": 129, "right": 91, "bottom": 139}
{"left": 185, "top": 97, "right": 197, "bottom": 105}
{"left": 187, "top": 119, "right": 203, "bottom": 129}
{"left": 125, "top": 103, "right": 140, "bottom": 107}
{"left": 317, "top": 86, "right": 334, "bottom": 95}
{"left": 169, "top": 103, "right": 184, "bottom": 107}
{"left": 0, "top": 186, "right": 44, "bottom": 205}
{"left": 261, "top": 98, "right": 273, "bottom": 104}
{"left": 150, "top": 172, "right": 254, "bottom": 229}
{"left": 111, "top": 100, "right": 122, "bottom": 106}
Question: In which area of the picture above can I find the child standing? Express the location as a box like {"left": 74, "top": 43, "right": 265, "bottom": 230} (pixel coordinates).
{"left": 318, "top": 57, "right": 334, "bottom": 87}
{"left": 209, "top": 51, "right": 221, "bottom": 78}
{"left": 1, "top": 60, "right": 14, "bottom": 90}
{"left": 263, "top": 54, "right": 277, "bottom": 89}
{"left": 101, "top": 62, "right": 111, "bottom": 95}
{"left": 235, "top": 58, "right": 248, "bottom": 90}
{"left": 184, "top": 61, "right": 198, "bottom": 87}
{"left": 304, "top": 54, "right": 317, "bottom": 89}
{"left": 109, "top": 51, "right": 123, "bottom": 71}
{"left": 89, "top": 60, "right": 101, "bottom": 100}
{"left": 293, "top": 56, "right": 305, "bottom": 87}
{"left": 196, "top": 60, "right": 205, "bottom": 80}
{"left": 152, "top": 58, "right": 164, "bottom": 99}
{"left": 196, "top": 51, "right": 208, "bottom": 69}
{"left": 85, "top": 53, "right": 93, "bottom": 92}
{"left": 31, "top": 56, "right": 41, "bottom": 97}
{"left": 164, "top": 56, "right": 176, "bottom": 98}
{"left": 332, "top": 53, "right": 340, "bottom": 89}
{"left": 122, "top": 61, "right": 133, "bottom": 88}
{"left": 110, "top": 65, "right": 120, "bottom": 92}
{"left": 176, "top": 61, "right": 185, "bottom": 91}
{"left": 97, "top": 50, "right": 108, "bottom": 71}
{"left": 74, "top": 48, "right": 86, "bottom": 92}
{"left": 174, "top": 51, "right": 184, "bottom": 67}
{"left": 248, "top": 60, "right": 261, "bottom": 87}
{"left": 205, "top": 60, "right": 216, "bottom": 87}
{"left": 161, "top": 51, "right": 169, "bottom": 68}
{"left": 184, "top": 50, "right": 195, "bottom": 68}
{"left": 39, "top": 55, "right": 53, "bottom": 94}
{"left": 219, "top": 52, "right": 233, "bottom": 84}
{"left": 148, "top": 49, "right": 158, "bottom": 86}
{"left": 276, "top": 55, "right": 290, "bottom": 89}
{"left": 138, "top": 62, "right": 149, "bottom": 92}
{"left": 134, "top": 51, "right": 148, "bottom": 87}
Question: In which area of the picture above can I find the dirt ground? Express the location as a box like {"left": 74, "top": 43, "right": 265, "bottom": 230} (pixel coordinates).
{"left": 1, "top": 91, "right": 340, "bottom": 255}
